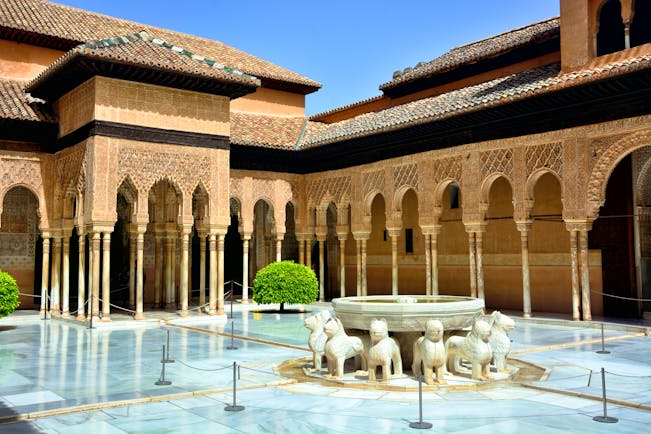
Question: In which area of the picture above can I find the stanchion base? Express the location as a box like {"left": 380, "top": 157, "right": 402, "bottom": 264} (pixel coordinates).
{"left": 595, "top": 350, "right": 610, "bottom": 354}
{"left": 155, "top": 380, "right": 172, "bottom": 386}
{"left": 224, "top": 405, "right": 245, "bottom": 412}
{"left": 162, "top": 359, "right": 175, "bottom": 363}
{"left": 409, "top": 421, "right": 433, "bottom": 429}
{"left": 593, "top": 416, "right": 618, "bottom": 423}
{"left": 226, "top": 346, "right": 238, "bottom": 350}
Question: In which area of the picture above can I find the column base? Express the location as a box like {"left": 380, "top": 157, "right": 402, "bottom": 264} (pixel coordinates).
{"left": 62, "top": 311, "right": 70, "bottom": 318}
{"left": 179, "top": 309, "right": 189, "bottom": 317}
{"left": 134, "top": 312, "right": 146, "bottom": 320}
{"left": 165, "top": 302, "right": 177, "bottom": 310}
{"left": 241, "top": 298, "right": 249, "bottom": 304}
{"left": 91, "top": 315, "right": 101, "bottom": 323}
{"left": 50, "top": 310, "right": 61, "bottom": 317}
{"left": 76, "top": 314, "right": 86, "bottom": 321}
{"left": 522, "top": 312, "right": 531, "bottom": 319}
{"left": 100, "top": 316, "right": 112, "bottom": 322}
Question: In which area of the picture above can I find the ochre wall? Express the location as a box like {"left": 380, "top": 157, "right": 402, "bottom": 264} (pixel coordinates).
{"left": 0, "top": 40, "right": 63, "bottom": 81}
{"left": 231, "top": 87, "right": 305, "bottom": 116}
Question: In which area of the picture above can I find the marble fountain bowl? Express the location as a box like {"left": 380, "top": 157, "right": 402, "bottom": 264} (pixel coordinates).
{"left": 331, "top": 295, "right": 485, "bottom": 332}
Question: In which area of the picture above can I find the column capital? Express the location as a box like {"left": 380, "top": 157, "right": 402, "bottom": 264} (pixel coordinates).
{"left": 564, "top": 219, "right": 594, "bottom": 232}
{"left": 464, "top": 222, "right": 487, "bottom": 233}
{"left": 515, "top": 220, "right": 533, "bottom": 233}
{"left": 386, "top": 228, "right": 401, "bottom": 238}
{"left": 352, "top": 231, "right": 370, "bottom": 241}
{"left": 178, "top": 223, "right": 193, "bottom": 235}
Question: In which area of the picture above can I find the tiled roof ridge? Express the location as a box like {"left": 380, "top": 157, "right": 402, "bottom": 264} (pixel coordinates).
{"left": 309, "top": 94, "right": 385, "bottom": 121}
{"left": 78, "top": 30, "right": 257, "bottom": 81}
{"left": 380, "top": 16, "right": 560, "bottom": 91}
{"left": 301, "top": 54, "right": 651, "bottom": 149}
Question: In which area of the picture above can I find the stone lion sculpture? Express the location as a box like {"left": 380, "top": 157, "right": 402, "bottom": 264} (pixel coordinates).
{"left": 324, "top": 317, "right": 364, "bottom": 379}
{"left": 304, "top": 310, "right": 332, "bottom": 371}
{"left": 366, "top": 318, "right": 402, "bottom": 382}
{"left": 489, "top": 311, "right": 515, "bottom": 373}
{"left": 445, "top": 317, "right": 492, "bottom": 381}
{"left": 412, "top": 319, "right": 447, "bottom": 384}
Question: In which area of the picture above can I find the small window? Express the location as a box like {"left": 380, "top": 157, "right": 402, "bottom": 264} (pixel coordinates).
{"left": 449, "top": 184, "right": 460, "bottom": 209}
{"left": 383, "top": 229, "right": 387, "bottom": 241}
{"left": 596, "top": 0, "right": 625, "bottom": 56}
{"left": 405, "top": 228, "right": 413, "bottom": 253}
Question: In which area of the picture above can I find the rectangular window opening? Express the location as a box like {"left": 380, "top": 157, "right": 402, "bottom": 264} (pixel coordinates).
{"left": 405, "top": 228, "right": 413, "bottom": 253}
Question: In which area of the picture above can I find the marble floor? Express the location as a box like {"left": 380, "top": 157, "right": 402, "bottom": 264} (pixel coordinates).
{"left": 0, "top": 305, "right": 650, "bottom": 434}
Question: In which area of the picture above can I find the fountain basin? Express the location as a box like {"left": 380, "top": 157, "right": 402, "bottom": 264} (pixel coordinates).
{"left": 332, "top": 295, "right": 484, "bottom": 332}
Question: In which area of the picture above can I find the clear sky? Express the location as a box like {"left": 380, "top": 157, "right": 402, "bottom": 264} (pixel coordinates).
{"left": 53, "top": 0, "right": 559, "bottom": 116}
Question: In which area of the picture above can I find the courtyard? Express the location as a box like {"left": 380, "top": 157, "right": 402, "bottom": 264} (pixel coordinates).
{"left": 0, "top": 305, "right": 650, "bottom": 434}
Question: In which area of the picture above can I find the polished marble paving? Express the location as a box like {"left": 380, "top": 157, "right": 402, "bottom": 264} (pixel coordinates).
{"left": 0, "top": 305, "right": 650, "bottom": 433}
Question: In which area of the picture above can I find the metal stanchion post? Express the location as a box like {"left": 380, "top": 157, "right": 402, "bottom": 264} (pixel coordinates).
{"left": 163, "top": 329, "right": 175, "bottom": 363}
{"left": 155, "top": 345, "right": 172, "bottom": 386}
{"left": 225, "top": 362, "right": 244, "bottom": 412}
{"left": 227, "top": 321, "right": 238, "bottom": 350}
{"left": 593, "top": 367, "right": 618, "bottom": 423}
{"left": 596, "top": 322, "right": 610, "bottom": 354}
{"left": 230, "top": 280, "right": 234, "bottom": 319}
{"left": 409, "top": 373, "right": 432, "bottom": 429}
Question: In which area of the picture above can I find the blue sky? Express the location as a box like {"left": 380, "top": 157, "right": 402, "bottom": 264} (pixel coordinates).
{"left": 54, "top": 1, "right": 559, "bottom": 116}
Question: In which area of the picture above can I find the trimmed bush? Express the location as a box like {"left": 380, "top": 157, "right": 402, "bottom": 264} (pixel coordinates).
{"left": 252, "top": 261, "right": 318, "bottom": 311}
{"left": 0, "top": 269, "right": 19, "bottom": 318}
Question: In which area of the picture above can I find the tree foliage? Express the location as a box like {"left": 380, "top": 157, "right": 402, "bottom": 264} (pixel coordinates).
{"left": 252, "top": 261, "right": 318, "bottom": 311}
{"left": 0, "top": 269, "right": 19, "bottom": 318}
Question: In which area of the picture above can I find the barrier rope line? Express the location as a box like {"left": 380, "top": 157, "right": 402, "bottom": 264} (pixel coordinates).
{"left": 604, "top": 370, "right": 651, "bottom": 378}
{"left": 591, "top": 290, "right": 651, "bottom": 302}
{"left": 174, "top": 359, "right": 233, "bottom": 372}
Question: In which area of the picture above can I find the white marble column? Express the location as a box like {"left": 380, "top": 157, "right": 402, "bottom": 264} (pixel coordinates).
{"left": 517, "top": 222, "right": 532, "bottom": 318}
{"left": 170, "top": 237, "right": 177, "bottom": 306}
{"left": 356, "top": 239, "right": 361, "bottom": 296}
{"left": 61, "top": 235, "right": 70, "bottom": 318}
{"left": 424, "top": 233, "right": 432, "bottom": 296}
{"left": 101, "top": 232, "right": 111, "bottom": 321}
{"left": 198, "top": 232, "right": 207, "bottom": 310}
{"left": 431, "top": 227, "right": 440, "bottom": 296}
{"left": 306, "top": 237, "right": 312, "bottom": 272}
{"left": 154, "top": 234, "right": 162, "bottom": 307}
{"left": 50, "top": 236, "right": 61, "bottom": 315}
{"left": 275, "top": 235, "right": 283, "bottom": 262}
{"left": 179, "top": 228, "right": 191, "bottom": 316}
{"left": 361, "top": 238, "right": 368, "bottom": 296}
{"left": 389, "top": 230, "right": 400, "bottom": 296}
{"left": 91, "top": 232, "right": 101, "bottom": 321}
{"left": 40, "top": 235, "right": 50, "bottom": 315}
{"left": 468, "top": 231, "right": 477, "bottom": 298}
{"left": 217, "top": 234, "right": 225, "bottom": 316}
{"left": 579, "top": 230, "right": 592, "bottom": 321}
{"left": 338, "top": 235, "right": 346, "bottom": 298}
{"left": 128, "top": 232, "right": 136, "bottom": 309}
{"left": 76, "top": 232, "right": 85, "bottom": 320}
{"left": 476, "top": 230, "right": 484, "bottom": 300}
{"left": 164, "top": 237, "right": 174, "bottom": 309}
{"left": 208, "top": 233, "right": 217, "bottom": 315}
{"left": 242, "top": 235, "right": 250, "bottom": 303}
{"left": 298, "top": 236, "right": 305, "bottom": 265}
{"left": 135, "top": 229, "right": 145, "bottom": 320}
{"left": 569, "top": 230, "right": 580, "bottom": 321}
{"left": 318, "top": 237, "right": 325, "bottom": 301}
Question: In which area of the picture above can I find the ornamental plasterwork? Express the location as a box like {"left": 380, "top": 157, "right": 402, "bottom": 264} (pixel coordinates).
{"left": 480, "top": 148, "right": 513, "bottom": 180}
{"left": 363, "top": 170, "right": 385, "bottom": 198}
{"left": 525, "top": 142, "right": 562, "bottom": 178}
{"left": 306, "top": 176, "right": 351, "bottom": 207}
{"left": 431, "top": 156, "right": 463, "bottom": 184}
{"left": 392, "top": 163, "right": 418, "bottom": 192}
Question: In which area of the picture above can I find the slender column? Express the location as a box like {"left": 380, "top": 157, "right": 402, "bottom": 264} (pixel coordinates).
{"left": 135, "top": 230, "right": 145, "bottom": 320}
{"left": 199, "top": 233, "right": 207, "bottom": 310}
{"left": 170, "top": 237, "right": 177, "bottom": 306}
{"left": 424, "top": 233, "right": 432, "bottom": 296}
{"left": 164, "top": 237, "right": 173, "bottom": 308}
{"left": 91, "top": 232, "right": 101, "bottom": 321}
{"left": 179, "top": 228, "right": 190, "bottom": 316}
{"left": 468, "top": 232, "right": 477, "bottom": 298}
{"left": 570, "top": 230, "right": 580, "bottom": 321}
{"left": 389, "top": 230, "right": 399, "bottom": 296}
{"left": 306, "top": 237, "right": 312, "bottom": 271}
{"left": 50, "top": 237, "right": 61, "bottom": 315}
{"left": 318, "top": 237, "right": 325, "bottom": 301}
{"left": 61, "top": 236, "right": 70, "bottom": 317}
{"left": 356, "top": 239, "right": 361, "bottom": 296}
{"left": 431, "top": 228, "right": 440, "bottom": 296}
{"left": 579, "top": 230, "right": 592, "bottom": 321}
{"left": 517, "top": 222, "right": 532, "bottom": 318}
{"left": 76, "top": 233, "right": 85, "bottom": 320}
{"left": 128, "top": 232, "right": 136, "bottom": 309}
{"left": 208, "top": 234, "right": 217, "bottom": 315}
{"left": 298, "top": 236, "right": 305, "bottom": 265}
{"left": 154, "top": 235, "right": 162, "bottom": 307}
{"left": 40, "top": 236, "right": 50, "bottom": 315}
{"left": 476, "top": 230, "right": 484, "bottom": 300}
{"left": 276, "top": 235, "right": 283, "bottom": 262}
{"left": 101, "top": 232, "right": 111, "bottom": 321}
{"left": 217, "top": 234, "right": 225, "bottom": 315}
{"left": 242, "top": 236, "right": 250, "bottom": 303}
{"left": 361, "top": 238, "right": 368, "bottom": 296}
{"left": 339, "top": 236, "right": 346, "bottom": 298}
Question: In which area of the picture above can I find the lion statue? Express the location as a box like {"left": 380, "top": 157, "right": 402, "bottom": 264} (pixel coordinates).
{"left": 304, "top": 310, "right": 332, "bottom": 371}
{"left": 366, "top": 318, "right": 402, "bottom": 382}
{"left": 489, "top": 311, "right": 515, "bottom": 373}
{"left": 412, "top": 319, "right": 447, "bottom": 385}
{"left": 445, "top": 318, "right": 492, "bottom": 381}
{"left": 324, "top": 317, "right": 365, "bottom": 379}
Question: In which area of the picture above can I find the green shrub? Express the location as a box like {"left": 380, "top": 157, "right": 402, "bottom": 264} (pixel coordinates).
{"left": 0, "top": 269, "right": 19, "bottom": 318}
{"left": 252, "top": 261, "right": 318, "bottom": 311}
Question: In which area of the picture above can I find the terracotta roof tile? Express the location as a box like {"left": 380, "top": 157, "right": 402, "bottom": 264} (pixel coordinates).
{"left": 301, "top": 55, "right": 651, "bottom": 148}
{"left": 0, "top": 79, "right": 56, "bottom": 122}
{"left": 381, "top": 17, "right": 560, "bottom": 91}
{"left": 230, "top": 112, "right": 308, "bottom": 150}
{"left": 0, "top": 0, "right": 321, "bottom": 93}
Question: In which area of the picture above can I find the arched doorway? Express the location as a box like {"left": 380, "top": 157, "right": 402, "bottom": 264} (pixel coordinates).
{"left": 438, "top": 182, "right": 468, "bottom": 296}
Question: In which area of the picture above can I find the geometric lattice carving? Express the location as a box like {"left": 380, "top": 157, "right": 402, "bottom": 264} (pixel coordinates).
{"left": 393, "top": 163, "right": 418, "bottom": 191}
{"left": 0, "top": 186, "right": 38, "bottom": 268}
{"left": 431, "top": 156, "right": 462, "bottom": 183}
{"left": 363, "top": 170, "right": 385, "bottom": 197}
{"left": 525, "top": 142, "right": 562, "bottom": 177}
{"left": 56, "top": 147, "right": 85, "bottom": 193}
{"left": 480, "top": 148, "right": 513, "bottom": 179}
{"left": 307, "top": 176, "right": 351, "bottom": 205}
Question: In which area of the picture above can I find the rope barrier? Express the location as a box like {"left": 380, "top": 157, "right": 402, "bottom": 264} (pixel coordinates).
{"left": 604, "top": 370, "right": 651, "bottom": 378}
{"left": 592, "top": 290, "right": 651, "bottom": 302}
{"left": 174, "top": 359, "right": 233, "bottom": 372}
